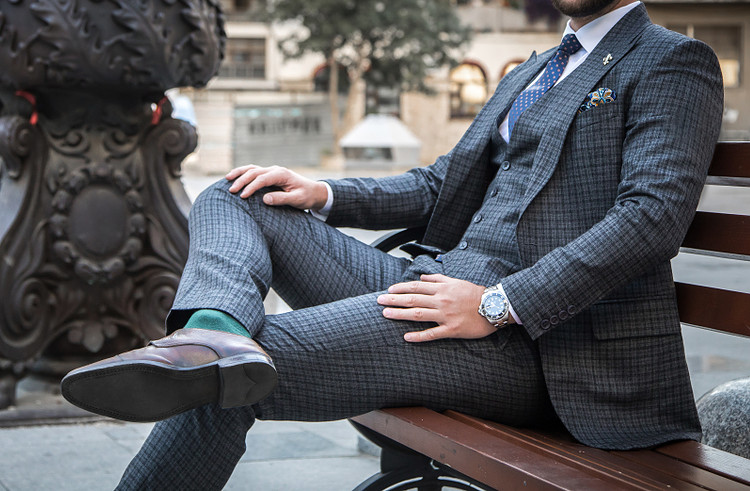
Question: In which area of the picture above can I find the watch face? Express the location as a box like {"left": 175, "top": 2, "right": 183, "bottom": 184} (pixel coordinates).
{"left": 482, "top": 292, "right": 508, "bottom": 322}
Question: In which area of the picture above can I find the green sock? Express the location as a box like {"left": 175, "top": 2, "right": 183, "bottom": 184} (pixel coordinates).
{"left": 183, "top": 309, "right": 251, "bottom": 338}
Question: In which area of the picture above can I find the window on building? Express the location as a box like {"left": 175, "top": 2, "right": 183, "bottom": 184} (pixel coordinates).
{"left": 669, "top": 24, "right": 742, "bottom": 88}
{"left": 219, "top": 38, "right": 266, "bottom": 79}
{"left": 499, "top": 59, "right": 525, "bottom": 80}
{"left": 450, "top": 62, "right": 488, "bottom": 119}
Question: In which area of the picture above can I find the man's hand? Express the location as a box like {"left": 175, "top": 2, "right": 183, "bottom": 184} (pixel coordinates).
{"left": 378, "top": 274, "right": 510, "bottom": 342}
{"left": 226, "top": 164, "right": 329, "bottom": 211}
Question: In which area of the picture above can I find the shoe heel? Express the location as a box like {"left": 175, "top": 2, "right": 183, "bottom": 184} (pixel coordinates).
{"left": 218, "top": 356, "right": 278, "bottom": 408}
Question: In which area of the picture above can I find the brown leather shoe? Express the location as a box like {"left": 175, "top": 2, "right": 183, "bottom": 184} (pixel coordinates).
{"left": 60, "top": 328, "right": 277, "bottom": 422}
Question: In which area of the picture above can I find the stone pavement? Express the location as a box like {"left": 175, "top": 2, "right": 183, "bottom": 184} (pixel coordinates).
{"left": 0, "top": 411, "right": 379, "bottom": 490}
{"left": 0, "top": 173, "right": 748, "bottom": 490}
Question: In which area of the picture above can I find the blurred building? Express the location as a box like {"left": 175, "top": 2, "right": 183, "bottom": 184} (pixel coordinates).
{"left": 182, "top": 0, "right": 749, "bottom": 174}
{"left": 644, "top": 0, "right": 750, "bottom": 142}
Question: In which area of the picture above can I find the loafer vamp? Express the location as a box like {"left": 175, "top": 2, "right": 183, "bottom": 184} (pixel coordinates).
{"left": 117, "top": 343, "right": 221, "bottom": 368}
{"left": 158, "top": 328, "right": 273, "bottom": 360}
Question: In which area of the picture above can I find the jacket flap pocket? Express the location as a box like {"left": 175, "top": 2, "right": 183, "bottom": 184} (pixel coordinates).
{"left": 590, "top": 297, "right": 680, "bottom": 340}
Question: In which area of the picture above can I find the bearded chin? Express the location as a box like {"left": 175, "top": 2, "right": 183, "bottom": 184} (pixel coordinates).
{"left": 551, "top": 0, "right": 619, "bottom": 18}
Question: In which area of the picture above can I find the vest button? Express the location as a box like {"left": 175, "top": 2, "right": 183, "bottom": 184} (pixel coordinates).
{"left": 458, "top": 241, "right": 468, "bottom": 250}
{"left": 501, "top": 160, "right": 511, "bottom": 171}
{"left": 473, "top": 214, "right": 482, "bottom": 223}
{"left": 490, "top": 188, "right": 499, "bottom": 197}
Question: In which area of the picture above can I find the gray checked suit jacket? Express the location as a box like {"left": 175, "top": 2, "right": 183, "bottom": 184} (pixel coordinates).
{"left": 325, "top": 4, "right": 725, "bottom": 450}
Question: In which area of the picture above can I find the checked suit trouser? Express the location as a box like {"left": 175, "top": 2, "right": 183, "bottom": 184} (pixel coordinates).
{"left": 116, "top": 179, "right": 552, "bottom": 490}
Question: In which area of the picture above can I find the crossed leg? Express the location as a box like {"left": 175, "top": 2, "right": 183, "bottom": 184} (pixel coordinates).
{"left": 117, "top": 180, "right": 549, "bottom": 490}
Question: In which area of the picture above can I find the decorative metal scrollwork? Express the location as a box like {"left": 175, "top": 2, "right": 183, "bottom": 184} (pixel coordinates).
{"left": 0, "top": 0, "right": 222, "bottom": 407}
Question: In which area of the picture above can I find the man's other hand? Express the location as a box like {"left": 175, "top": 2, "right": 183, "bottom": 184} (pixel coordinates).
{"left": 378, "top": 274, "right": 506, "bottom": 342}
{"left": 226, "top": 165, "right": 329, "bottom": 211}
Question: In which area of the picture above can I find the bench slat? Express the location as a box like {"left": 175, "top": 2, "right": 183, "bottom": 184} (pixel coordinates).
{"left": 683, "top": 212, "right": 750, "bottom": 256}
{"left": 655, "top": 441, "right": 750, "bottom": 486}
{"left": 676, "top": 282, "right": 750, "bottom": 337}
{"left": 353, "top": 408, "right": 639, "bottom": 490}
{"left": 444, "top": 411, "right": 709, "bottom": 491}
{"left": 708, "top": 142, "right": 750, "bottom": 180}
{"left": 610, "top": 447, "right": 750, "bottom": 491}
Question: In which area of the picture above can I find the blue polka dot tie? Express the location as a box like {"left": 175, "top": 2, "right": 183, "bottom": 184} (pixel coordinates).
{"left": 507, "top": 34, "right": 582, "bottom": 136}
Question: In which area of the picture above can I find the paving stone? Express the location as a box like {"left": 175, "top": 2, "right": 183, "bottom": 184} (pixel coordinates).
{"left": 226, "top": 456, "right": 379, "bottom": 490}
{"left": 241, "top": 429, "right": 360, "bottom": 462}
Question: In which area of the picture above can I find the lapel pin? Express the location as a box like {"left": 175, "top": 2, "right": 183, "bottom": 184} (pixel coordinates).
{"left": 603, "top": 54, "right": 613, "bottom": 65}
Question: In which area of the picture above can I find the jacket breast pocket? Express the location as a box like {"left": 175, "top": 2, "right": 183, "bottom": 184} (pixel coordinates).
{"left": 572, "top": 101, "right": 623, "bottom": 131}
{"left": 589, "top": 296, "right": 681, "bottom": 340}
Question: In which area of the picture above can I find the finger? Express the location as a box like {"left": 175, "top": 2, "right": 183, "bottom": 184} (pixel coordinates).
{"left": 239, "top": 169, "right": 285, "bottom": 198}
{"left": 229, "top": 166, "right": 283, "bottom": 194}
{"left": 378, "top": 293, "right": 436, "bottom": 309}
{"left": 262, "top": 189, "right": 299, "bottom": 206}
{"left": 387, "top": 281, "right": 440, "bottom": 295}
{"left": 228, "top": 167, "right": 262, "bottom": 193}
{"left": 419, "top": 273, "right": 448, "bottom": 283}
{"left": 382, "top": 307, "right": 440, "bottom": 323}
{"left": 403, "top": 325, "right": 452, "bottom": 343}
{"left": 225, "top": 165, "right": 255, "bottom": 180}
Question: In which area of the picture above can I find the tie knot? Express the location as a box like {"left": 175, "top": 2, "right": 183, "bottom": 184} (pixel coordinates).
{"left": 558, "top": 34, "right": 582, "bottom": 56}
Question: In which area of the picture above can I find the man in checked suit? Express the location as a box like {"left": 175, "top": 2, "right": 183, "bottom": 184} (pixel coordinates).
{"left": 61, "top": 0, "right": 724, "bottom": 488}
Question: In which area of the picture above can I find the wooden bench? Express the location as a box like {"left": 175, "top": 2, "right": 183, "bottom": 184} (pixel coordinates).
{"left": 350, "top": 141, "right": 750, "bottom": 491}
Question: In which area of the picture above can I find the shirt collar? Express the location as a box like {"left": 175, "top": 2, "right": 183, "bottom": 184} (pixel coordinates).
{"left": 562, "top": 1, "right": 641, "bottom": 54}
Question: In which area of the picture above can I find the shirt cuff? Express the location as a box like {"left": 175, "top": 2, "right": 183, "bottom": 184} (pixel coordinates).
{"left": 497, "top": 283, "right": 523, "bottom": 325}
{"left": 309, "top": 181, "right": 333, "bottom": 221}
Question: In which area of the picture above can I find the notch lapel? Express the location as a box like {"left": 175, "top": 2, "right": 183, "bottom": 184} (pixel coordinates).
{"left": 422, "top": 50, "right": 553, "bottom": 248}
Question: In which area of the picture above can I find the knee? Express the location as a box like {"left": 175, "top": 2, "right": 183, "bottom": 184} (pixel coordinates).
{"left": 191, "top": 178, "right": 265, "bottom": 216}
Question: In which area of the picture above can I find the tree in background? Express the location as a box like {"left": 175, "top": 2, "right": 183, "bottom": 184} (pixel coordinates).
{"left": 262, "top": 0, "right": 471, "bottom": 153}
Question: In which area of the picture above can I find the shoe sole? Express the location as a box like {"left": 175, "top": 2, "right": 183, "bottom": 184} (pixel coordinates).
{"left": 60, "top": 355, "right": 278, "bottom": 422}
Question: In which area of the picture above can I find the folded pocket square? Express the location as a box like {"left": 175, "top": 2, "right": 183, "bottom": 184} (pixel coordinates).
{"left": 578, "top": 88, "right": 617, "bottom": 113}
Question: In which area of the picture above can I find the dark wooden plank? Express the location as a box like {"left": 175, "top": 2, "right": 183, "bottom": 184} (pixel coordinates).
{"left": 353, "top": 408, "right": 641, "bottom": 490}
{"left": 708, "top": 142, "right": 750, "bottom": 179}
{"left": 445, "top": 411, "right": 707, "bottom": 491}
{"left": 611, "top": 447, "right": 750, "bottom": 491}
{"left": 682, "top": 212, "right": 750, "bottom": 256}
{"left": 656, "top": 441, "right": 750, "bottom": 486}
{"left": 676, "top": 283, "right": 750, "bottom": 337}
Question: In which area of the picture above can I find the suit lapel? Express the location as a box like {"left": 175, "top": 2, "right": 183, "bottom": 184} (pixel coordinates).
{"left": 520, "top": 4, "right": 652, "bottom": 212}
{"left": 422, "top": 50, "right": 553, "bottom": 248}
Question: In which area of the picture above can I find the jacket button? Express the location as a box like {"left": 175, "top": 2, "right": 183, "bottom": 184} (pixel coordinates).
{"left": 559, "top": 310, "right": 569, "bottom": 321}
{"left": 550, "top": 315, "right": 559, "bottom": 325}
{"left": 501, "top": 161, "right": 511, "bottom": 171}
{"left": 473, "top": 214, "right": 482, "bottom": 223}
{"left": 567, "top": 305, "right": 576, "bottom": 315}
{"left": 458, "top": 241, "right": 468, "bottom": 250}
{"left": 540, "top": 319, "right": 551, "bottom": 330}
{"left": 490, "top": 188, "right": 499, "bottom": 197}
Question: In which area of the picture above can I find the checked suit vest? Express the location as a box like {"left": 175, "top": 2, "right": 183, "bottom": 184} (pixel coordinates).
{"left": 439, "top": 81, "right": 562, "bottom": 288}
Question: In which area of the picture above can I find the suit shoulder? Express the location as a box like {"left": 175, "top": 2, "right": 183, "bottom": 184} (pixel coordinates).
{"left": 636, "top": 23, "right": 717, "bottom": 61}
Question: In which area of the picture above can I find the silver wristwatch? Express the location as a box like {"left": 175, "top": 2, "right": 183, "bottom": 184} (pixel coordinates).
{"left": 478, "top": 285, "right": 510, "bottom": 328}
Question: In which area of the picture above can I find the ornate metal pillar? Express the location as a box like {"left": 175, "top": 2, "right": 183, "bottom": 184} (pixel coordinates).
{"left": 0, "top": 0, "right": 225, "bottom": 409}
